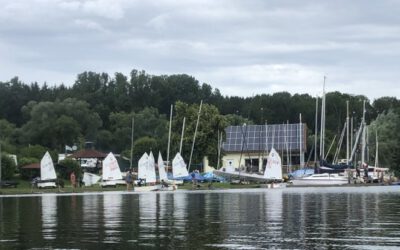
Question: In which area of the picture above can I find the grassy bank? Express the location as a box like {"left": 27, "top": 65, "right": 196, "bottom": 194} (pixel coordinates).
{"left": 0, "top": 181, "right": 262, "bottom": 195}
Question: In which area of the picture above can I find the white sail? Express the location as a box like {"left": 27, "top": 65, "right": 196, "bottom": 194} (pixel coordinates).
{"left": 264, "top": 148, "right": 282, "bottom": 180}
{"left": 102, "top": 152, "right": 123, "bottom": 181}
{"left": 172, "top": 153, "right": 189, "bottom": 178}
{"left": 147, "top": 151, "right": 157, "bottom": 183}
{"left": 138, "top": 152, "right": 149, "bottom": 180}
{"left": 158, "top": 152, "right": 168, "bottom": 182}
{"left": 40, "top": 151, "right": 57, "bottom": 181}
{"left": 83, "top": 172, "right": 101, "bottom": 186}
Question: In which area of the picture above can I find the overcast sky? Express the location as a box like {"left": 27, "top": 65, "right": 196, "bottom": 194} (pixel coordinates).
{"left": 1, "top": 0, "right": 399, "bottom": 100}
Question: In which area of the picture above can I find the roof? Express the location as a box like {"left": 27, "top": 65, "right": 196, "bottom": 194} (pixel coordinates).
{"left": 21, "top": 163, "right": 40, "bottom": 169}
{"left": 70, "top": 149, "right": 107, "bottom": 159}
{"left": 222, "top": 123, "right": 307, "bottom": 153}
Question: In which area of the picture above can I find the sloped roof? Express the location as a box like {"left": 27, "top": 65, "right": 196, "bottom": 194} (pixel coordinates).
{"left": 70, "top": 149, "right": 107, "bottom": 159}
{"left": 21, "top": 163, "right": 40, "bottom": 169}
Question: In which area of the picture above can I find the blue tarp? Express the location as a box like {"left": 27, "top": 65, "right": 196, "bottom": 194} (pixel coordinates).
{"left": 289, "top": 169, "right": 314, "bottom": 178}
{"left": 202, "top": 172, "right": 226, "bottom": 182}
{"left": 174, "top": 172, "right": 205, "bottom": 181}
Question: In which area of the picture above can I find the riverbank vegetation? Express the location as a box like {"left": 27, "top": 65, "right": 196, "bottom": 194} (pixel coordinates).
{"left": 1, "top": 69, "right": 400, "bottom": 179}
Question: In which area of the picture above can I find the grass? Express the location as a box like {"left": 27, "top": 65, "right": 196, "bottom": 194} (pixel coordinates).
{"left": 0, "top": 180, "right": 263, "bottom": 195}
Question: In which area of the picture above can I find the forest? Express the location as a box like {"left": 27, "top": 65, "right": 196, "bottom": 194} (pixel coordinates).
{"left": 1, "top": 69, "right": 400, "bottom": 179}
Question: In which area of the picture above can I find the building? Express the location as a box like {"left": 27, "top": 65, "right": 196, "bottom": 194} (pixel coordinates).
{"left": 221, "top": 123, "right": 307, "bottom": 174}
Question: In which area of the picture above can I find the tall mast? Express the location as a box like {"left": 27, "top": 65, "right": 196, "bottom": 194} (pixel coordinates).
{"left": 346, "top": 101, "right": 350, "bottom": 165}
{"left": 361, "top": 100, "right": 366, "bottom": 166}
{"left": 320, "top": 76, "right": 326, "bottom": 161}
{"left": 287, "top": 120, "right": 291, "bottom": 173}
{"left": 129, "top": 116, "right": 134, "bottom": 169}
{"left": 179, "top": 117, "right": 186, "bottom": 155}
{"left": 314, "top": 96, "right": 318, "bottom": 164}
{"left": 299, "top": 113, "right": 304, "bottom": 168}
{"left": 217, "top": 131, "right": 223, "bottom": 170}
{"left": 0, "top": 137, "right": 2, "bottom": 184}
{"left": 375, "top": 130, "right": 379, "bottom": 168}
{"left": 188, "top": 100, "right": 203, "bottom": 172}
{"left": 166, "top": 105, "right": 173, "bottom": 167}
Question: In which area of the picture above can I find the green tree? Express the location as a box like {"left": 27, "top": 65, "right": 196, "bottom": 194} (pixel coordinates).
{"left": 58, "top": 158, "right": 81, "bottom": 180}
{"left": 21, "top": 98, "right": 102, "bottom": 149}
{"left": 172, "top": 101, "right": 227, "bottom": 168}
{"left": 1, "top": 154, "right": 17, "bottom": 180}
{"left": 368, "top": 110, "right": 400, "bottom": 175}
{"left": 131, "top": 137, "right": 159, "bottom": 166}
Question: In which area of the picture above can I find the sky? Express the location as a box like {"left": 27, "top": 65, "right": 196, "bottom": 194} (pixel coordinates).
{"left": 0, "top": 0, "right": 399, "bottom": 100}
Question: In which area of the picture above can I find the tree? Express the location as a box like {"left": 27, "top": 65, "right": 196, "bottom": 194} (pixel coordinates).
{"left": 1, "top": 154, "right": 16, "bottom": 180}
{"left": 131, "top": 137, "right": 159, "bottom": 166}
{"left": 20, "top": 98, "right": 102, "bottom": 149}
{"left": 368, "top": 110, "right": 400, "bottom": 175}
{"left": 172, "top": 101, "right": 227, "bottom": 168}
{"left": 58, "top": 158, "right": 81, "bottom": 180}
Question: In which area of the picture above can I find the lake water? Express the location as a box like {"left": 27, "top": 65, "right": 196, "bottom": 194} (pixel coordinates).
{"left": 0, "top": 186, "right": 400, "bottom": 249}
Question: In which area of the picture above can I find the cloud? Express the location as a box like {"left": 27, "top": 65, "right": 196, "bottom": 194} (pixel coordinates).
{"left": 0, "top": 0, "right": 399, "bottom": 100}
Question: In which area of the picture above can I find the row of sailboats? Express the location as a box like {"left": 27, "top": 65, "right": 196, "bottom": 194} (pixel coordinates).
{"left": 290, "top": 77, "right": 387, "bottom": 186}
{"left": 291, "top": 77, "right": 349, "bottom": 186}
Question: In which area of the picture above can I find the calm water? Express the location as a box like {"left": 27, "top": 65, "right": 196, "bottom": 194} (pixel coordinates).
{"left": 0, "top": 186, "right": 400, "bottom": 249}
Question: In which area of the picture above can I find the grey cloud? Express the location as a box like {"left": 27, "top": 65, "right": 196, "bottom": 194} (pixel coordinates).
{"left": 0, "top": 0, "right": 399, "bottom": 100}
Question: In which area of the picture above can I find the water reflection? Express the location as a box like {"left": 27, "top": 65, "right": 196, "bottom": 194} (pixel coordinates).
{"left": 0, "top": 187, "right": 399, "bottom": 249}
{"left": 103, "top": 193, "right": 122, "bottom": 244}
{"left": 41, "top": 195, "right": 57, "bottom": 240}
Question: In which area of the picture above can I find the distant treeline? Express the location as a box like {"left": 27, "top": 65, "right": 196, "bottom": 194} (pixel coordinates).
{"left": 1, "top": 69, "right": 400, "bottom": 175}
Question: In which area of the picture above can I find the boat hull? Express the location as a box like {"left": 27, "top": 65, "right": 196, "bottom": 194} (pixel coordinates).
{"left": 37, "top": 181, "right": 57, "bottom": 188}
{"left": 290, "top": 174, "right": 348, "bottom": 186}
{"left": 213, "top": 170, "right": 281, "bottom": 183}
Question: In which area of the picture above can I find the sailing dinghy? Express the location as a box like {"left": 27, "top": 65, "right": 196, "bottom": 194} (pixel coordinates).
{"left": 100, "top": 152, "right": 125, "bottom": 187}
{"left": 37, "top": 151, "right": 57, "bottom": 188}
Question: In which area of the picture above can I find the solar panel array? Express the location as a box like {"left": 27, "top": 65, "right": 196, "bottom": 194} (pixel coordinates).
{"left": 222, "top": 124, "right": 307, "bottom": 153}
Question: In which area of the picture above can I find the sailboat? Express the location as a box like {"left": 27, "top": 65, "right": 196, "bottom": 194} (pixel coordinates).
{"left": 37, "top": 151, "right": 57, "bottom": 188}
{"left": 157, "top": 152, "right": 178, "bottom": 190}
{"left": 100, "top": 152, "right": 125, "bottom": 187}
{"left": 290, "top": 78, "right": 348, "bottom": 186}
{"left": 137, "top": 152, "right": 156, "bottom": 183}
{"left": 136, "top": 152, "right": 159, "bottom": 191}
{"left": 172, "top": 152, "right": 189, "bottom": 179}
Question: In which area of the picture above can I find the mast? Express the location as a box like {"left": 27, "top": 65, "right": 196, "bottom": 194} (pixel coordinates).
{"left": 166, "top": 105, "right": 173, "bottom": 167}
{"left": 320, "top": 76, "right": 326, "bottom": 161}
{"left": 188, "top": 100, "right": 203, "bottom": 172}
{"left": 285, "top": 122, "right": 289, "bottom": 173}
{"left": 375, "top": 130, "right": 379, "bottom": 168}
{"left": 299, "top": 113, "right": 304, "bottom": 168}
{"left": 179, "top": 117, "right": 186, "bottom": 155}
{"left": 129, "top": 116, "right": 134, "bottom": 169}
{"left": 314, "top": 96, "right": 318, "bottom": 164}
{"left": 361, "top": 100, "right": 366, "bottom": 166}
{"left": 0, "top": 138, "right": 2, "bottom": 184}
{"left": 346, "top": 101, "right": 350, "bottom": 165}
{"left": 217, "top": 131, "right": 223, "bottom": 170}
{"left": 286, "top": 120, "right": 291, "bottom": 173}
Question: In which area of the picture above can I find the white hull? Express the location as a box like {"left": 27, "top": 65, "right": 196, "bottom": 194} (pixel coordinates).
{"left": 291, "top": 174, "right": 348, "bottom": 186}
{"left": 37, "top": 182, "right": 57, "bottom": 188}
{"left": 100, "top": 179, "right": 125, "bottom": 187}
{"left": 214, "top": 170, "right": 282, "bottom": 183}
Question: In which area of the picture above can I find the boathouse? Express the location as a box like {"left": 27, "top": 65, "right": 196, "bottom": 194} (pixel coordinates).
{"left": 221, "top": 123, "right": 307, "bottom": 174}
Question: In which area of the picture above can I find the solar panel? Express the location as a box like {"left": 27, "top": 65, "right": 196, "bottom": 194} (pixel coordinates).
{"left": 222, "top": 124, "right": 307, "bottom": 153}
